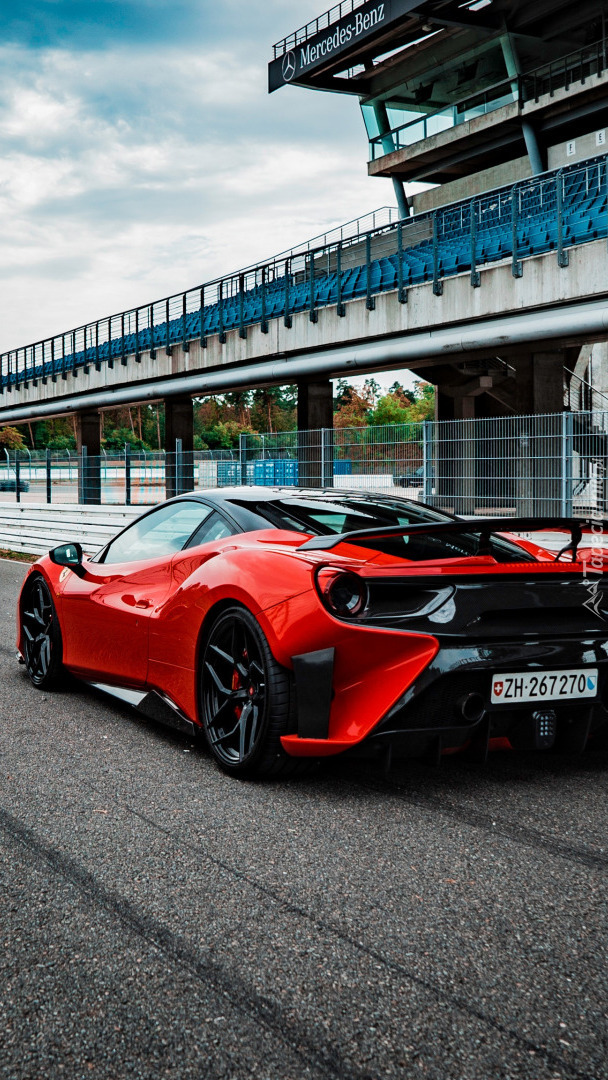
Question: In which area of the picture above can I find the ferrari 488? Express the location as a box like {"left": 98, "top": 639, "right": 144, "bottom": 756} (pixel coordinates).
{"left": 17, "top": 488, "right": 608, "bottom": 777}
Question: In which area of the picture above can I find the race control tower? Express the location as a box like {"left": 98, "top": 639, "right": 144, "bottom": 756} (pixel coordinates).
{"left": 269, "top": 0, "right": 608, "bottom": 217}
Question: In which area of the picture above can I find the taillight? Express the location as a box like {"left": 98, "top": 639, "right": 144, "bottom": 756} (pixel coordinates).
{"left": 316, "top": 568, "right": 369, "bottom": 619}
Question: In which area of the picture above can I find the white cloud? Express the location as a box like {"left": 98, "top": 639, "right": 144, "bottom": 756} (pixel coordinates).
{"left": 0, "top": 27, "right": 398, "bottom": 350}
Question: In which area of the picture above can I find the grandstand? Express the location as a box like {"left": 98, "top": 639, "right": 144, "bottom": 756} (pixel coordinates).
{"left": 270, "top": 1, "right": 608, "bottom": 199}
{"left": 1, "top": 155, "right": 606, "bottom": 392}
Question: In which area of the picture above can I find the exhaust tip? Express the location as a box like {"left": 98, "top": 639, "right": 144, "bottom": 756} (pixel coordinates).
{"left": 458, "top": 692, "right": 486, "bottom": 724}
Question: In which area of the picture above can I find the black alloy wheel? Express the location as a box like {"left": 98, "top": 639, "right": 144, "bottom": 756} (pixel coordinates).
{"left": 200, "top": 606, "right": 296, "bottom": 779}
{"left": 21, "top": 574, "right": 63, "bottom": 689}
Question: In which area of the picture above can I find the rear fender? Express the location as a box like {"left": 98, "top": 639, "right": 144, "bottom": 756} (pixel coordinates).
{"left": 149, "top": 546, "right": 317, "bottom": 671}
{"left": 260, "top": 591, "right": 439, "bottom": 751}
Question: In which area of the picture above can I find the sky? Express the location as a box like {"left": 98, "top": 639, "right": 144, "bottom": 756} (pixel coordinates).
{"left": 0, "top": 0, "right": 420, "bottom": 391}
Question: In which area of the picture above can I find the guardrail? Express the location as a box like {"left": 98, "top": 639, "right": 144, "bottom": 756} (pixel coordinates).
{"left": 272, "top": 0, "right": 368, "bottom": 57}
{"left": 0, "top": 503, "right": 139, "bottom": 557}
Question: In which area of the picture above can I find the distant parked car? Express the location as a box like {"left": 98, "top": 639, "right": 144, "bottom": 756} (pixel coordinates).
{"left": 0, "top": 472, "right": 29, "bottom": 493}
{"left": 394, "top": 466, "right": 425, "bottom": 488}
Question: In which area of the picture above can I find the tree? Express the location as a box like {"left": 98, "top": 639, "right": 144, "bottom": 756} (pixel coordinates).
{"left": 363, "top": 378, "right": 381, "bottom": 406}
{"left": 250, "top": 386, "right": 296, "bottom": 434}
{"left": 334, "top": 379, "right": 355, "bottom": 409}
{"left": 388, "top": 381, "right": 414, "bottom": 406}
{"left": 0, "top": 426, "right": 26, "bottom": 450}
{"left": 223, "top": 390, "right": 252, "bottom": 427}
{"left": 408, "top": 381, "right": 435, "bottom": 421}
{"left": 102, "top": 426, "right": 148, "bottom": 452}
{"left": 333, "top": 387, "right": 371, "bottom": 429}
{"left": 369, "top": 394, "right": 413, "bottom": 427}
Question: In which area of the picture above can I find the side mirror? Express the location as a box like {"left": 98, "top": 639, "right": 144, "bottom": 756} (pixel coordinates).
{"left": 49, "top": 542, "right": 86, "bottom": 578}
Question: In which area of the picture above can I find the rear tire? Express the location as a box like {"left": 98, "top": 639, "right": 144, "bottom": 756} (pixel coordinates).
{"left": 199, "top": 606, "right": 300, "bottom": 779}
{"left": 20, "top": 574, "right": 64, "bottom": 689}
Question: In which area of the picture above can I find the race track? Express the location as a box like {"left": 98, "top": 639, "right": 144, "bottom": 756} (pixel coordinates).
{"left": 1, "top": 557, "right": 607, "bottom": 1080}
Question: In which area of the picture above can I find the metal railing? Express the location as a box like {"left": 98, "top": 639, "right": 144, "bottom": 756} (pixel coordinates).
{"left": 369, "top": 77, "right": 518, "bottom": 159}
{"left": 273, "top": 0, "right": 368, "bottom": 57}
{"left": 0, "top": 205, "right": 398, "bottom": 393}
{"left": 2, "top": 411, "right": 608, "bottom": 518}
{"left": 262, "top": 206, "right": 399, "bottom": 265}
{"left": 1, "top": 152, "right": 607, "bottom": 396}
{"left": 369, "top": 38, "right": 608, "bottom": 160}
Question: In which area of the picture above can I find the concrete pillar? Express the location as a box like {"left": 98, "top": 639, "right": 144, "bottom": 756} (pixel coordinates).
{"left": 297, "top": 380, "right": 333, "bottom": 431}
{"left": 164, "top": 395, "right": 194, "bottom": 499}
{"left": 297, "top": 380, "right": 333, "bottom": 488}
{"left": 521, "top": 121, "right": 544, "bottom": 176}
{"left": 514, "top": 352, "right": 565, "bottom": 414}
{"left": 500, "top": 34, "right": 545, "bottom": 175}
{"left": 453, "top": 396, "right": 476, "bottom": 514}
{"left": 75, "top": 410, "right": 101, "bottom": 505}
{"left": 433, "top": 390, "right": 454, "bottom": 510}
{"left": 372, "top": 102, "right": 411, "bottom": 217}
{"left": 392, "top": 178, "right": 410, "bottom": 220}
{"left": 514, "top": 352, "right": 564, "bottom": 514}
{"left": 433, "top": 394, "right": 477, "bottom": 513}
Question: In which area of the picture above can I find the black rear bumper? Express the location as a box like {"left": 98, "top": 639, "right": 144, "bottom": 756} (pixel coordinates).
{"left": 369, "top": 635, "right": 608, "bottom": 757}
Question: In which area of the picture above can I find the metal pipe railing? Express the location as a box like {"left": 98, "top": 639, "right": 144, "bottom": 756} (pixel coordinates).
{"left": 369, "top": 38, "right": 608, "bottom": 161}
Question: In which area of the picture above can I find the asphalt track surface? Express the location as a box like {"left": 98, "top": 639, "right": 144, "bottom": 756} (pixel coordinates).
{"left": 1, "top": 559, "right": 607, "bottom": 1080}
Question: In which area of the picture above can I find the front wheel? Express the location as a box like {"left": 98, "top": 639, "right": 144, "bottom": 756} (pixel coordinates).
{"left": 20, "top": 574, "right": 64, "bottom": 689}
{"left": 200, "top": 606, "right": 297, "bottom": 779}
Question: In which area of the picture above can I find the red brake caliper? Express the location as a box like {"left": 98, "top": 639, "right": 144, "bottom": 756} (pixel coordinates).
{"left": 232, "top": 667, "right": 242, "bottom": 719}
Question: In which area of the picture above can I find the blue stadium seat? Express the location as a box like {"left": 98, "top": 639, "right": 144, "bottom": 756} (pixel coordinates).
{"left": 4, "top": 154, "right": 608, "bottom": 389}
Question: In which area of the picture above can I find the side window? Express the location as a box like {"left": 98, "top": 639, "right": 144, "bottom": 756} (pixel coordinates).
{"left": 101, "top": 502, "right": 214, "bottom": 564}
{"left": 185, "top": 512, "right": 236, "bottom": 548}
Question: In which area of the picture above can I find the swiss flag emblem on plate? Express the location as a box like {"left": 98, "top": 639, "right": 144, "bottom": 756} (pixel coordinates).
{"left": 493, "top": 680, "right": 504, "bottom": 697}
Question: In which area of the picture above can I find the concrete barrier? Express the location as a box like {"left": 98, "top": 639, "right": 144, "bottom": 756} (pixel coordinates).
{"left": 0, "top": 502, "right": 140, "bottom": 557}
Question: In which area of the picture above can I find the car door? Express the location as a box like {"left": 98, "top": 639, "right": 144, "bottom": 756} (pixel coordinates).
{"left": 149, "top": 510, "right": 240, "bottom": 670}
{"left": 59, "top": 500, "right": 216, "bottom": 685}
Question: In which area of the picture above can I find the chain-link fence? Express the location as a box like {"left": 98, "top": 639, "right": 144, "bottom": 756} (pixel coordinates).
{"left": 2, "top": 411, "right": 608, "bottom": 516}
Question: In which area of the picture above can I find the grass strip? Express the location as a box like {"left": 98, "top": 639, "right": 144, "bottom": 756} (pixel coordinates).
{"left": 0, "top": 548, "right": 38, "bottom": 563}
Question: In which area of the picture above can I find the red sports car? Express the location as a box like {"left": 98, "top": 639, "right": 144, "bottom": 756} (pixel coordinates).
{"left": 16, "top": 488, "right": 608, "bottom": 777}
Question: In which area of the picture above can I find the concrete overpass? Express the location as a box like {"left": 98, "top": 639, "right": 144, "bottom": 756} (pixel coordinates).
{"left": 1, "top": 155, "right": 607, "bottom": 495}
{"left": 2, "top": 236, "right": 607, "bottom": 417}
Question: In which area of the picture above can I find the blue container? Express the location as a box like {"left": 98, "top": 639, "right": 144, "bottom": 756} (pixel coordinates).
{"left": 333, "top": 459, "right": 352, "bottom": 476}
{"left": 217, "top": 462, "right": 239, "bottom": 486}
{"left": 253, "top": 459, "right": 299, "bottom": 486}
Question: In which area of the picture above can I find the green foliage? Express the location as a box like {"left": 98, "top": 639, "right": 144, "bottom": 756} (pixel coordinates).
{"left": 370, "top": 395, "right": 413, "bottom": 426}
{"left": 102, "top": 427, "right": 149, "bottom": 452}
{"left": 45, "top": 433, "right": 77, "bottom": 451}
{"left": 12, "top": 419, "right": 76, "bottom": 451}
{"left": 12, "top": 381, "right": 436, "bottom": 454}
{"left": 407, "top": 381, "right": 435, "bottom": 422}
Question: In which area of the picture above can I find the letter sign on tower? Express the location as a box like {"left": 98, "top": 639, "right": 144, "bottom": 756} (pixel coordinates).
{"left": 269, "top": 0, "right": 414, "bottom": 93}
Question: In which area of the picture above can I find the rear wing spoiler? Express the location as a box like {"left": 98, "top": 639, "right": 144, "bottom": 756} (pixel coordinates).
{"left": 298, "top": 516, "right": 608, "bottom": 562}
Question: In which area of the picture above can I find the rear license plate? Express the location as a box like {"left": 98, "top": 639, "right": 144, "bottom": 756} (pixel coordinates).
{"left": 491, "top": 668, "right": 598, "bottom": 705}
